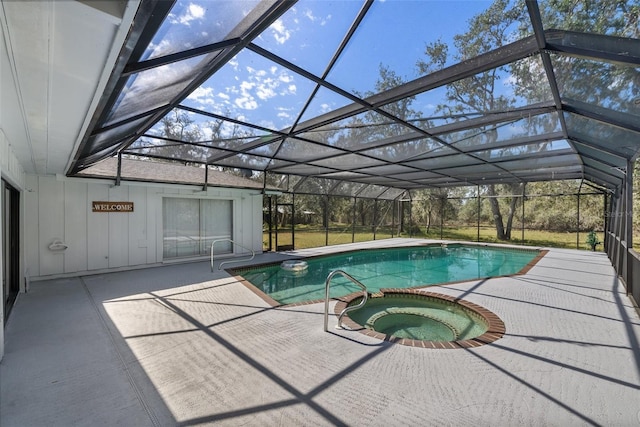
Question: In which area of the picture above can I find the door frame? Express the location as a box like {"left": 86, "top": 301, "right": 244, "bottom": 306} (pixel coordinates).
{"left": 2, "top": 180, "right": 20, "bottom": 322}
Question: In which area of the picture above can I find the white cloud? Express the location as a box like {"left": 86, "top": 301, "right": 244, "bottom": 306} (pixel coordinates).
{"left": 239, "top": 81, "right": 256, "bottom": 92}
{"left": 228, "top": 58, "right": 239, "bottom": 71}
{"left": 235, "top": 96, "right": 258, "bottom": 110}
{"left": 187, "top": 86, "right": 215, "bottom": 105}
{"left": 223, "top": 54, "right": 302, "bottom": 115}
{"left": 147, "top": 39, "right": 172, "bottom": 57}
{"left": 304, "top": 9, "right": 331, "bottom": 26}
{"left": 235, "top": 80, "right": 258, "bottom": 110}
{"left": 256, "top": 79, "right": 277, "bottom": 101}
{"left": 256, "top": 83, "right": 276, "bottom": 100}
{"left": 259, "top": 119, "right": 277, "bottom": 129}
{"left": 278, "top": 73, "right": 293, "bottom": 83}
{"left": 304, "top": 9, "right": 317, "bottom": 22}
{"left": 271, "top": 19, "right": 291, "bottom": 44}
{"left": 122, "top": 59, "right": 194, "bottom": 104}
{"left": 275, "top": 108, "right": 294, "bottom": 123}
{"left": 247, "top": 67, "right": 267, "bottom": 77}
{"left": 179, "top": 3, "right": 205, "bottom": 25}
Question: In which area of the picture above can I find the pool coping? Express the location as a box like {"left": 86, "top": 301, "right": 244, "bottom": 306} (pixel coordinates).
{"left": 229, "top": 244, "right": 549, "bottom": 309}
{"left": 334, "top": 289, "right": 506, "bottom": 349}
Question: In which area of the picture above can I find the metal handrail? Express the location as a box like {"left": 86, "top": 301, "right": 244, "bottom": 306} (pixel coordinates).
{"left": 323, "top": 270, "right": 368, "bottom": 331}
{"left": 210, "top": 238, "right": 255, "bottom": 271}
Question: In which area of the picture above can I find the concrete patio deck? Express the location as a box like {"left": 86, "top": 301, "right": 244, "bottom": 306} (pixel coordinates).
{"left": 2, "top": 239, "right": 639, "bottom": 426}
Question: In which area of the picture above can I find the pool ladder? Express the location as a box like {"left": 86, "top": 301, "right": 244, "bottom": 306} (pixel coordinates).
{"left": 323, "top": 270, "right": 368, "bottom": 331}
{"left": 210, "top": 238, "right": 255, "bottom": 271}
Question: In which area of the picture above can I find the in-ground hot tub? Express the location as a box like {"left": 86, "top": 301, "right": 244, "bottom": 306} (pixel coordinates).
{"left": 336, "top": 290, "right": 505, "bottom": 349}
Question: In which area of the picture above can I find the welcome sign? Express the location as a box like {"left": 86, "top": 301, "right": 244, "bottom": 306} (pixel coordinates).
{"left": 92, "top": 201, "right": 134, "bottom": 212}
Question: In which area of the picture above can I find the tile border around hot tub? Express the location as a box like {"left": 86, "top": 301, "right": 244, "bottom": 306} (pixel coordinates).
{"left": 334, "top": 289, "right": 506, "bottom": 349}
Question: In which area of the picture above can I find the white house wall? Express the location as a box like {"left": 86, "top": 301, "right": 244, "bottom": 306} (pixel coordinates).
{"left": 0, "top": 133, "right": 26, "bottom": 362}
{"left": 24, "top": 175, "right": 263, "bottom": 280}
{"left": 0, "top": 132, "right": 26, "bottom": 190}
{"left": 1, "top": 20, "right": 28, "bottom": 359}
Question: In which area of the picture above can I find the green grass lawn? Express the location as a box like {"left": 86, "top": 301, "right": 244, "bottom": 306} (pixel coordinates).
{"left": 263, "top": 225, "right": 396, "bottom": 250}
{"left": 264, "top": 224, "right": 611, "bottom": 252}
{"left": 421, "top": 226, "right": 605, "bottom": 251}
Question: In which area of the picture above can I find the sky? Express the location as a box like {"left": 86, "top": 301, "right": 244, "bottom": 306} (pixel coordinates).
{"left": 128, "top": 0, "right": 530, "bottom": 141}
{"left": 97, "top": 0, "right": 635, "bottom": 191}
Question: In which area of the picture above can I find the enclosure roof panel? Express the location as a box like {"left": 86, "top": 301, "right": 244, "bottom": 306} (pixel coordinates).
{"left": 68, "top": 0, "right": 640, "bottom": 194}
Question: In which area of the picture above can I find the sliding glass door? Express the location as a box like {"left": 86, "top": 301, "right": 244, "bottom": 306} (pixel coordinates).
{"left": 163, "top": 198, "right": 233, "bottom": 259}
{"left": 2, "top": 180, "right": 19, "bottom": 321}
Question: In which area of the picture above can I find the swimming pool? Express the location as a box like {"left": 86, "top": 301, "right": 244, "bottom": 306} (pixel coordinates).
{"left": 232, "top": 244, "right": 543, "bottom": 305}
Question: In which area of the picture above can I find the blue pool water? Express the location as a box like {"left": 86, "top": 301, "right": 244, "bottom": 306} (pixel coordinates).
{"left": 234, "top": 244, "right": 540, "bottom": 305}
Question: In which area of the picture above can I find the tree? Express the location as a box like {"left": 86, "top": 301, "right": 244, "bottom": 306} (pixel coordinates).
{"left": 514, "top": 2, "right": 638, "bottom": 109}
{"left": 158, "top": 109, "right": 206, "bottom": 164}
{"left": 417, "top": 0, "right": 526, "bottom": 240}
{"left": 356, "top": 65, "right": 442, "bottom": 163}
{"left": 147, "top": 107, "right": 269, "bottom": 180}
{"left": 411, "top": 188, "right": 457, "bottom": 234}
{"left": 415, "top": 0, "right": 636, "bottom": 240}
{"left": 517, "top": 0, "right": 637, "bottom": 238}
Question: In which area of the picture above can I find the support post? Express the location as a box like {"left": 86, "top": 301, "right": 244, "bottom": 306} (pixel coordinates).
{"left": 576, "top": 192, "right": 580, "bottom": 249}
{"left": 373, "top": 199, "right": 377, "bottom": 241}
{"left": 625, "top": 160, "right": 633, "bottom": 295}
{"left": 267, "top": 196, "right": 273, "bottom": 252}
{"left": 391, "top": 200, "right": 395, "bottom": 238}
{"left": 408, "top": 198, "right": 413, "bottom": 238}
{"left": 603, "top": 192, "right": 608, "bottom": 251}
{"left": 292, "top": 193, "right": 296, "bottom": 250}
{"left": 612, "top": 192, "right": 622, "bottom": 269}
{"left": 325, "top": 196, "right": 329, "bottom": 247}
{"left": 521, "top": 183, "right": 526, "bottom": 244}
{"left": 576, "top": 181, "right": 583, "bottom": 250}
{"left": 477, "top": 185, "right": 481, "bottom": 242}
{"left": 439, "top": 197, "right": 444, "bottom": 240}
{"left": 352, "top": 197, "right": 357, "bottom": 243}
{"left": 274, "top": 195, "right": 279, "bottom": 251}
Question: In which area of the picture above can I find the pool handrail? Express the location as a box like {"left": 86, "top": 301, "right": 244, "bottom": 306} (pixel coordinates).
{"left": 323, "top": 270, "right": 368, "bottom": 331}
{"left": 210, "top": 238, "right": 255, "bottom": 271}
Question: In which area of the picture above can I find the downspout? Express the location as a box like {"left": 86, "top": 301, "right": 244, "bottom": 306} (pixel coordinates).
{"left": 115, "top": 152, "right": 122, "bottom": 186}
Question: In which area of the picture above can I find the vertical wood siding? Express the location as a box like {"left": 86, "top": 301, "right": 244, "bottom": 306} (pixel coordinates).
{"left": 25, "top": 175, "right": 262, "bottom": 279}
